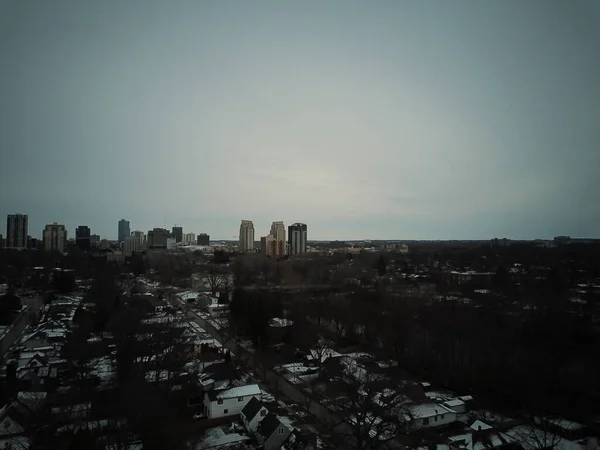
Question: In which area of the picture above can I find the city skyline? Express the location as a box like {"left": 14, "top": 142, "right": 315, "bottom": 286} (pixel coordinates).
{"left": 1, "top": 1, "right": 599, "bottom": 240}
{"left": 1, "top": 213, "right": 598, "bottom": 243}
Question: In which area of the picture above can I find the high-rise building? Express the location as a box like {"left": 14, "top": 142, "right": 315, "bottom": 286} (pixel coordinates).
{"left": 166, "top": 238, "right": 177, "bottom": 250}
{"left": 43, "top": 223, "right": 67, "bottom": 253}
{"left": 270, "top": 221, "right": 286, "bottom": 243}
{"left": 288, "top": 223, "right": 307, "bottom": 255}
{"left": 182, "top": 232, "right": 195, "bottom": 244}
{"left": 75, "top": 226, "right": 91, "bottom": 250}
{"left": 118, "top": 219, "right": 130, "bottom": 242}
{"left": 6, "top": 214, "right": 28, "bottom": 249}
{"left": 147, "top": 228, "right": 169, "bottom": 250}
{"left": 261, "top": 234, "right": 285, "bottom": 258}
{"left": 239, "top": 220, "right": 255, "bottom": 252}
{"left": 131, "top": 230, "right": 146, "bottom": 248}
{"left": 197, "top": 233, "right": 210, "bottom": 245}
{"left": 124, "top": 235, "right": 141, "bottom": 253}
{"left": 172, "top": 226, "right": 183, "bottom": 243}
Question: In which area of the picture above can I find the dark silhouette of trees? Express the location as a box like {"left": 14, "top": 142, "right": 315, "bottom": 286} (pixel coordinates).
{"left": 377, "top": 255, "right": 387, "bottom": 276}
{"left": 0, "top": 287, "right": 21, "bottom": 325}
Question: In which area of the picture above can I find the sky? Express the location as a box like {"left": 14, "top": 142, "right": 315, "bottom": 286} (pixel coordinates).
{"left": 1, "top": 1, "right": 599, "bottom": 241}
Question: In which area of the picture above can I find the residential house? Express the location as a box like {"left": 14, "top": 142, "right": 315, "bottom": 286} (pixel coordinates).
{"left": 406, "top": 403, "right": 457, "bottom": 429}
{"left": 203, "top": 384, "right": 261, "bottom": 419}
{"left": 443, "top": 398, "right": 467, "bottom": 414}
{"left": 256, "top": 412, "right": 293, "bottom": 450}
{"left": 241, "top": 397, "right": 269, "bottom": 433}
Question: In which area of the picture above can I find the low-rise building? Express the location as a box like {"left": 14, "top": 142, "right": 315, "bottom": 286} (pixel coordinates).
{"left": 203, "top": 384, "right": 261, "bottom": 419}
{"left": 406, "top": 403, "right": 457, "bottom": 429}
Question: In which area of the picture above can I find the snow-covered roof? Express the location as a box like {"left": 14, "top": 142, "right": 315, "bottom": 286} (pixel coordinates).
{"left": 211, "top": 384, "right": 261, "bottom": 400}
{"left": 470, "top": 420, "right": 493, "bottom": 431}
{"left": 269, "top": 317, "right": 294, "bottom": 328}
{"left": 444, "top": 399, "right": 466, "bottom": 408}
{"left": 410, "top": 403, "right": 455, "bottom": 419}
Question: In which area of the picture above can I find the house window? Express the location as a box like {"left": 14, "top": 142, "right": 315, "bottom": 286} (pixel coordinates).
{"left": 441, "top": 414, "right": 444, "bottom": 419}
{"left": 224, "top": 409, "right": 228, "bottom": 414}
{"left": 278, "top": 427, "right": 284, "bottom": 435}
{"left": 238, "top": 396, "right": 244, "bottom": 402}
{"left": 217, "top": 399, "right": 223, "bottom": 405}
{"left": 423, "top": 418, "right": 430, "bottom": 425}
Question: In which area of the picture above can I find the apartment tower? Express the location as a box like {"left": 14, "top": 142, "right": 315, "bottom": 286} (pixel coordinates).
{"left": 43, "top": 223, "right": 67, "bottom": 254}
{"left": 239, "top": 220, "right": 255, "bottom": 252}
{"left": 118, "top": 219, "right": 130, "bottom": 242}
{"left": 288, "top": 223, "right": 307, "bottom": 255}
{"left": 6, "top": 213, "right": 28, "bottom": 249}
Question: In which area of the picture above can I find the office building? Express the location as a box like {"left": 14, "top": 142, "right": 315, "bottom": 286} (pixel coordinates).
{"left": 147, "top": 228, "right": 169, "bottom": 250}
{"left": 75, "top": 226, "right": 91, "bottom": 250}
{"left": 6, "top": 214, "right": 28, "bottom": 249}
{"left": 183, "top": 232, "right": 195, "bottom": 244}
{"left": 124, "top": 235, "right": 141, "bottom": 253}
{"left": 172, "top": 226, "right": 183, "bottom": 243}
{"left": 118, "top": 219, "right": 130, "bottom": 242}
{"left": 239, "top": 220, "right": 255, "bottom": 252}
{"left": 43, "top": 223, "right": 67, "bottom": 254}
{"left": 261, "top": 235, "right": 285, "bottom": 258}
{"left": 197, "top": 233, "right": 210, "bottom": 245}
{"left": 288, "top": 223, "right": 307, "bottom": 255}
{"left": 0, "top": 234, "right": 3, "bottom": 248}
{"left": 167, "top": 238, "right": 177, "bottom": 250}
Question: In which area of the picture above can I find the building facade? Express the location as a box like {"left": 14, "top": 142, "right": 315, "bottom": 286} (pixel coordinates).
{"left": 288, "top": 223, "right": 307, "bottom": 255}
{"left": 183, "top": 232, "right": 195, "bottom": 244}
{"left": 131, "top": 230, "right": 146, "bottom": 249}
{"left": 75, "top": 226, "right": 91, "bottom": 250}
{"left": 118, "top": 219, "right": 130, "bottom": 242}
{"left": 172, "top": 226, "right": 183, "bottom": 243}
{"left": 147, "top": 228, "right": 169, "bottom": 250}
{"left": 123, "top": 235, "right": 141, "bottom": 253}
{"left": 270, "top": 221, "right": 286, "bottom": 243}
{"left": 239, "top": 220, "right": 255, "bottom": 252}
{"left": 43, "top": 223, "right": 67, "bottom": 254}
{"left": 261, "top": 235, "right": 285, "bottom": 258}
{"left": 203, "top": 384, "right": 261, "bottom": 419}
{"left": 6, "top": 214, "right": 28, "bottom": 249}
{"left": 197, "top": 233, "right": 210, "bottom": 245}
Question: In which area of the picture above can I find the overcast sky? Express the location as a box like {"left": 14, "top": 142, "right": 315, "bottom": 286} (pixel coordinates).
{"left": 1, "top": 1, "right": 599, "bottom": 240}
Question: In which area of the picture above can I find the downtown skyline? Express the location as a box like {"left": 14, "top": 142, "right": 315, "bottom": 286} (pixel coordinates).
{"left": 1, "top": 1, "right": 599, "bottom": 241}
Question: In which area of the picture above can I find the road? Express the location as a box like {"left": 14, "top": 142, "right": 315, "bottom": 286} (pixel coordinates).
{"left": 0, "top": 295, "right": 44, "bottom": 361}
{"left": 167, "top": 295, "right": 354, "bottom": 448}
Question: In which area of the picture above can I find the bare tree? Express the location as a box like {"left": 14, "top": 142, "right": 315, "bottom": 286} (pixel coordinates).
{"left": 322, "top": 358, "right": 412, "bottom": 449}
{"left": 205, "top": 264, "right": 226, "bottom": 294}
{"left": 512, "top": 421, "right": 562, "bottom": 450}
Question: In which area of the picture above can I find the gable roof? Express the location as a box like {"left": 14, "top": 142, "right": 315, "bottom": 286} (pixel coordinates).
{"left": 257, "top": 412, "right": 282, "bottom": 439}
{"left": 206, "top": 384, "right": 261, "bottom": 402}
{"left": 241, "top": 396, "right": 264, "bottom": 421}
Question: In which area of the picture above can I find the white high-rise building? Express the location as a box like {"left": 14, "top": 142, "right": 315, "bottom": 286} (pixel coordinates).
{"left": 183, "top": 232, "right": 196, "bottom": 244}
{"left": 43, "top": 223, "right": 67, "bottom": 254}
{"left": 131, "top": 230, "right": 146, "bottom": 248}
{"left": 288, "top": 223, "right": 307, "bottom": 255}
{"left": 239, "top": 220, "right": 255, "bottom": 252}
{"left": 270, "top": 221, "right": 285, "bottom": 243}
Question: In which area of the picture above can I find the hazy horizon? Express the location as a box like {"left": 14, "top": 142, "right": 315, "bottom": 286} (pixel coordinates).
{"left": 1, "top": 1, "right": 599, "bottom": 241}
